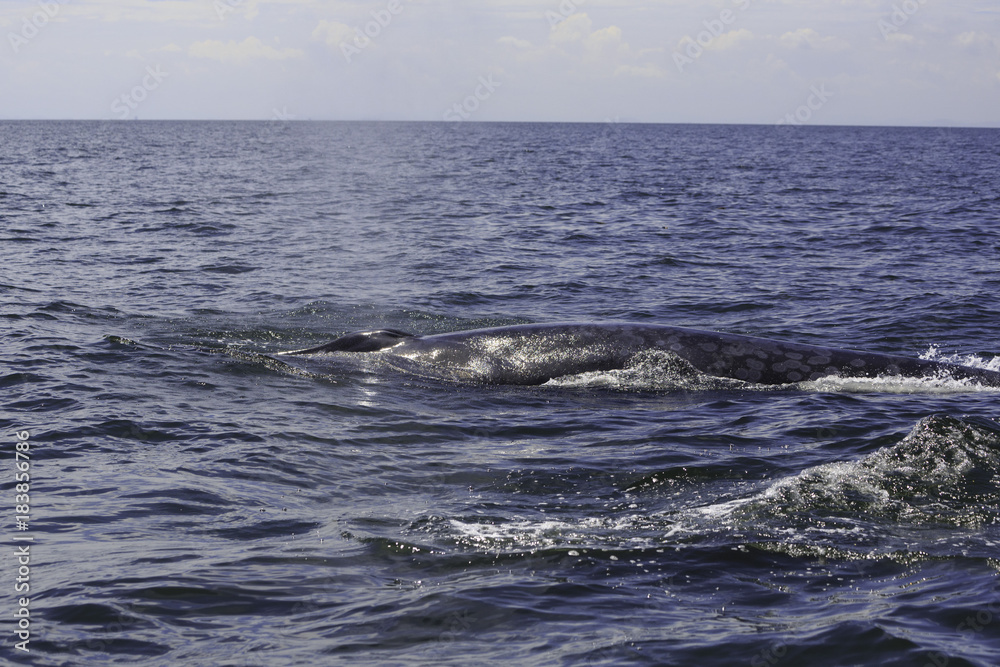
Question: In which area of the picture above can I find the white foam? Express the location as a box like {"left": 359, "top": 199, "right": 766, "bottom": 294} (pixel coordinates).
{"left": 543, "top": 369, "right": 630, "bottom": 389}
{"left": 446, "top": 515, "right": 652, "bottom": 550}
{"left": 684, "top": 496, "right": 755, "bottom": 519}
{"left": 545, "top": 347, "right": 999, "bottom": 394}
{"left": 544, "top": 349, "right": 759, "bottom": 392}
{"left": 437, "top": 417, "right": 1000, "bottom": 552}
{"left": 919, "top": 345, "right": 1000, "bottom": 372}
{"left": 800, "top": 372, "right": 999, "bottom": 394}
{"left": 551, "top": 368, "right": 998, "bottom": 395}
{"left": 759, "top": 460, "right": 894, "bottom": 511}
{"left": 449, "top": 517, "right": 602, "bottom": 543}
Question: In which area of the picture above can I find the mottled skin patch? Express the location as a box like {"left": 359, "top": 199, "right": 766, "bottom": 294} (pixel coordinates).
{"left": 280, "top": 323, "right": 1000, "bottom": 387}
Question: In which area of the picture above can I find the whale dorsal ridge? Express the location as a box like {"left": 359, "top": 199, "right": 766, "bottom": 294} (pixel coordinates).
{"left": 287, "top": 329, "right": 414, "bottom": 354}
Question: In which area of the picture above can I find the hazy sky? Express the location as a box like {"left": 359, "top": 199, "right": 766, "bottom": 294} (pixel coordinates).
{"left": 1, "top": 0, "right": 998, "bottom": 126}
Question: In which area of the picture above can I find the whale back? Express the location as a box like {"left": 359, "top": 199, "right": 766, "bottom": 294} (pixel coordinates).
{"left": 277, "top": 323, "right": 1000, "bottom": 388}
{"left": 283, "top": 329, "right": 413, "bottom": 355}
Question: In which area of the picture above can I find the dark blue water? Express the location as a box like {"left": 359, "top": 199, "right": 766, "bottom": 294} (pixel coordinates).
{"left": 3, "top": 121, "right": 1000, "bottom": 666}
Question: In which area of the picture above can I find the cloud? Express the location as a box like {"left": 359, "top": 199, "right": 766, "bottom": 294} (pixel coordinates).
{"left": 213, "top": 0, "right": 261, "bottom": 21}
{"left": 885, "top": 33, "right": 917, "bottom": 45}
{"left": 497, "top": 36, "right": 531, "bottom": 50}
{"left": 243, "top": 0, "right": 261, "bottom": 21}
{"left": 956, "top": 31, "right": 997, "bottom": 54}
{"left": 549, "top": 13, "right": 593, "bottom": 46}
{"left": 494, "top": 12, "right": 654, "bottom": 78}
{"left": 584, "top": 25, "right": 625, "bottom": 56}
{"left": 707, "top": 28, "right": 754, "bottom": 52}
{"left": 614, "top": 63, "right": 665, "bottom": 79}
{"left": 312, "top": 20, "right": 355, "bottom": 49}
{"left": 779, "top": 28, "right": 850, "bottom": 51}
{"left": 188, "top": 36, "right": 304, "bottom": 64}
{"left": 548, "top": 14, "right": 627, "bottom": 56}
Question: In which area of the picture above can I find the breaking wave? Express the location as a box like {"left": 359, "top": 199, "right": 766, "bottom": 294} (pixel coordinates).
{"left": 422, "top": 415, "right": 1000, "bottom": 562}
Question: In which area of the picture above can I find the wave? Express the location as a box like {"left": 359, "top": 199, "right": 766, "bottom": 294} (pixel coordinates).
{"left": 421, "top": 415, "right": 1000, "bottom": 561}
{"left": 543, "top": 349, "right": 769, "bottom": 391}
{"left": 545, "top": 349, "right": 1000, "bottom": 395}
{"left": 737, "top": 414, "right": 1000, "bottom": 526}
{"left": 920, "top": 344, "right": 1000, "bottom": 371}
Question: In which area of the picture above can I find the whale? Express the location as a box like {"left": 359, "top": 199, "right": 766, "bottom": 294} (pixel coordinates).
{"left": 277, "top": 322, "right": 1000, "bottom": 388}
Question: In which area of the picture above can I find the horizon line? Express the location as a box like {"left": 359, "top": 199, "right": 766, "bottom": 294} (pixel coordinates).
{"left": 2, "top": 118, "right": 999, "bottom": 130}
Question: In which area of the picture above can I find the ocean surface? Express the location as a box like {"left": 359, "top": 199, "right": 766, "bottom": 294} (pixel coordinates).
{"left": 2, "top": 120, "right": 1000, "bottom": 666}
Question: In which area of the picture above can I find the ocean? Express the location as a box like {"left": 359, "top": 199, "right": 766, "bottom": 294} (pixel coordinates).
{"left": 2, "top": 120, "right": 999, "bottom": 666}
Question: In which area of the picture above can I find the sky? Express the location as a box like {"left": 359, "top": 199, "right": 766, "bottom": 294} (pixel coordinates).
{"left": 1, "top": 0, "right": 998, "bottom": 126}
